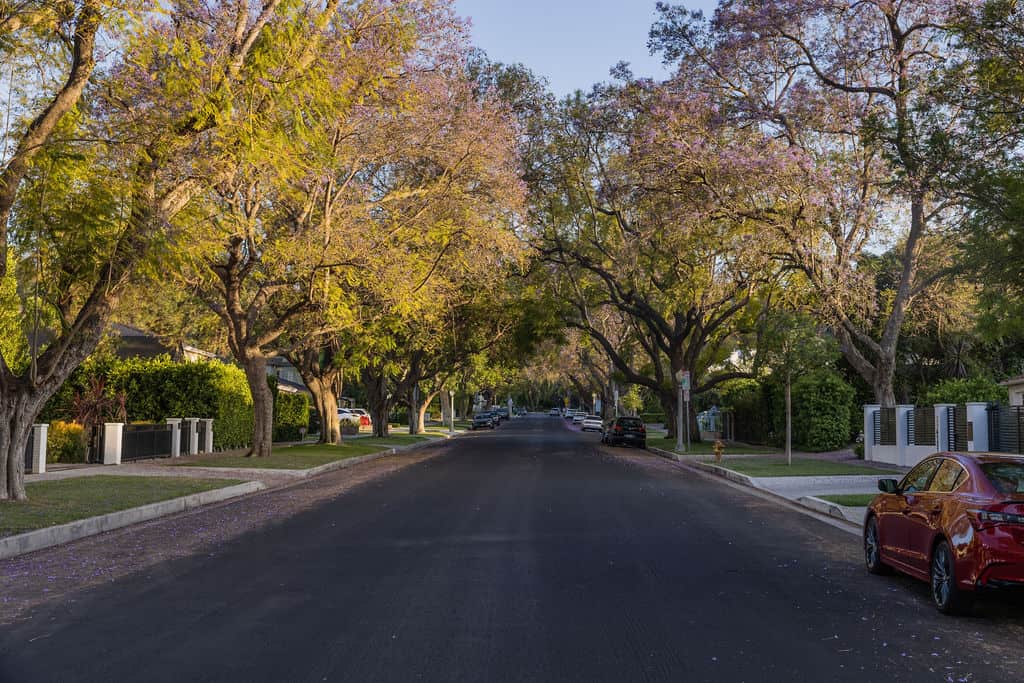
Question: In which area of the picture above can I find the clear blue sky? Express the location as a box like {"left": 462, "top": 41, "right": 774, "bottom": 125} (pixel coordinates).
{"left": 454, "top": 1, "right": 718, "bottom": 97}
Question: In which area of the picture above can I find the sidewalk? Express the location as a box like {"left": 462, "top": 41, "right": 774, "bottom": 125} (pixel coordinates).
{"left": 648, "top": 445, "right": 909, "bottom": 526}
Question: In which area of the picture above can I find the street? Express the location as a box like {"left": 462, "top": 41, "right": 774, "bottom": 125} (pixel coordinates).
{"left": 2, "top": 416, "right": 1022, "bottom": 682}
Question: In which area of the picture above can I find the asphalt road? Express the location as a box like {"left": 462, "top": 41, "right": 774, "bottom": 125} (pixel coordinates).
{"left": 2, "top": 416, "right": 1022, "bottom": 682}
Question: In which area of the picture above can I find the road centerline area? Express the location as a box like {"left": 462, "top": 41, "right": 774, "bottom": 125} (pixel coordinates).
{"left": 2, "top": 416, "right": 1021, "bottom": 682}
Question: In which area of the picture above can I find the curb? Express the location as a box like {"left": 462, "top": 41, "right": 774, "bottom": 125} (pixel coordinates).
{"left": 0, "top": 481, "right": 265, "bottom": 561}
{"left": 169, "top": 436, "right": 451, "bottom": 479}
{"left": 797, "top": 496, "right": 865, "bottom": 525}
{"left": 1, "top": 437, "right": 454, "bottom": 561}
{"left": 644, "top": 446, "right": 861, "bottom": 536}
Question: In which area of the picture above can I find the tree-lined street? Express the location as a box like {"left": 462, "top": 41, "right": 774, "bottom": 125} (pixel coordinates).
{"left": 2, "top": 417, "right": 1021, "bottom": 682}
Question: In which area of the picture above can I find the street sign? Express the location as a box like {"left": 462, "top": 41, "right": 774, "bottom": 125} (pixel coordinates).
{"left": 675, "top": 370, "right": 690, "bottom": 390}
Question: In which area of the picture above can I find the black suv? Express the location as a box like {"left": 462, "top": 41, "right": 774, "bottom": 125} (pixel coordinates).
{"left": 601, "top": 417, "right": 647, "bottom": 448}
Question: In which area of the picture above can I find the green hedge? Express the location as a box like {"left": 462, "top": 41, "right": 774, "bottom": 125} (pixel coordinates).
{"left": 43, "top": 355, "right": 254, "bottom": 450}
{"left": 273, "top": 392, "right": 310, "bottom": 442}
{"left": 776, "top": 370, "right": 856, "bottom": 452}
{"left": 918, "top": 377, "right": 1008, "bottom": 406}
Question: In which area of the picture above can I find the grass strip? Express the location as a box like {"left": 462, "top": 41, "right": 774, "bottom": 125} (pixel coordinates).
{"left": 718, "top": 457, "right": 900, "bottom": 477}
{"left": 0, "top": 476, "right": 242, "bottom": 537}
{"left": 817, "top": 493, "right": 877, "bottom": 507}
{"left": 174, "top": 435, "right": 437, "bottom": 470}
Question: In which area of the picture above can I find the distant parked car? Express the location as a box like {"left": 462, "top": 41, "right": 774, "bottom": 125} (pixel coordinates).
{"left": 564, "top": 409, "right": 577, "bottom": 420}
{"left": 339, "top": 408, "right": 372, "bottom": 427}
{"left": 497, "top": 407, "right": 510, "bottom": 419}
{"left": 470, "top": 413, "right": 496, "bottom": 430}
{"left": 601, "top": 417, "right": 647, "bottom": 448}
{"left": 865, "top": 452, "right": 1024, "bottom": 614}
{"left": 572, "top": 412, "right": 586, "bottom": 424}
{"left": 549, "top": 408, "right": 561, "bottom": 417}
{"left": 581, "top": 415, "right": 603, "bottom": 432}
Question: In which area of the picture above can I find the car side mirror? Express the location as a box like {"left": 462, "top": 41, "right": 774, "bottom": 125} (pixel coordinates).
{"left": 878, "top": 479, "right": 900, "bottom": 494}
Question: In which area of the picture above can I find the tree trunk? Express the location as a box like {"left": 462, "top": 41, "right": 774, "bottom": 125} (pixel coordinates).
{"left": 0, "top": 389, "right": 36, "bottom": 501}
{"left": 785, "top": 373, "right": 792, "bottom": 467}
{"left": 362, "top": 367, "right": 390, "bottom": 438}
{"left": 416, "top": 390, "right": 440, "bottom": 433}
{"left": 408, "top": 386, "right": 420, "bottom": 435}
{"left": 242, "top": 355, "right": 274, "bottom": 457}
{"left": 307, "top": 376, "right": 340, "bottom": 445}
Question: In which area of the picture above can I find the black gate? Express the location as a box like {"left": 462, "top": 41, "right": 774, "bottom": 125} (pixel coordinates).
{"left": 88, "top": 424, "right": 104, "bottom": 463}
{"left": 197, "top": 420, "right": 208, "bottom": 453}
{"left": 23, "top": 428, "right": 34, "bottom": 473}
{"left": 988, "top": 404, "right": 1024, "bottom": 455}
{"left": 913, "top": 407, "right": 936, "bottom": 446}
{"left": 879, "top": 407, "right": 897, "bottom": 446}
{"left": 121, "top": 424, "right": 173, "bottom": 462}
{"left": 954, "top": 404, "right": 969, "bottom": 452}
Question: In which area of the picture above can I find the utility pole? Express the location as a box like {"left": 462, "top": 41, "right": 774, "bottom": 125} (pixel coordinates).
{"left": 675, "top": 369, "right": 690, "bottom": 453}
{"left": 449, "top": 389, "right": 455, "bottom": 435}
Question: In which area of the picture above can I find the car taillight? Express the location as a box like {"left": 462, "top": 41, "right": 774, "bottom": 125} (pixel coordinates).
{"left": 639, "top": 424, "right": 646, "bottom": 433}
{"left": 614, "top": 425, "right": 623, "bottom": 432}
{"left": 970, "top": 508, "right": 1024, "bottom": 526}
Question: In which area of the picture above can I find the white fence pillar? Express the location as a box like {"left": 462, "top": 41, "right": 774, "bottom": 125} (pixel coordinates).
{"left": 103, "top": 423, "right": 124, "bottom": 465}
{"left": 166, "top": 418, "right": 182, "bottom": 458}
{"left": 896, "top": 405, "right": 913, "bottom": 467}
{"left": 201, "top": 418, "right": 214, "bottom": 453}
{"left": 863, "top": 404, "right": 880, "bottom": 461}
{"left": 30, "top": 424, "right": 48, "bottom": 474}
{"left": 184, "top": 418, "right": 200, "bottom": 456}
{"left": 966, "top": 402, "right": 990, "bottom": 452}
{"left": 934, "top": 404, "right": 954, "bottom": 452}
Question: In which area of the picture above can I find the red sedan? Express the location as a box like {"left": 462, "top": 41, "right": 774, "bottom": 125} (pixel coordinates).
{"left": 864, "top": 452, "right": 1024, "bottom": 614}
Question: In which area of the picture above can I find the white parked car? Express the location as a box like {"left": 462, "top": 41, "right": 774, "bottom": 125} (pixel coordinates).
{"left": 572, "top": 412, "right": 587, "bottom": 424}
{"left": 581, "top": 415, "right": 603, "bottom": 432}
{"left": 549, "top": 408, "right": 561, "bottom": 416}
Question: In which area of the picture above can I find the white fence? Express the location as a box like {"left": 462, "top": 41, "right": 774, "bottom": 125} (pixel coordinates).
{"left": 863, "top": 402, "right": 991, "bottom": 467}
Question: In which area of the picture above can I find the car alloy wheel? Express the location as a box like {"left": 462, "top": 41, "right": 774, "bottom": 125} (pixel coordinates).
{"left": 864, "top": 517, "right": 889, "bottom": 575}
{"left": 930, "top": 540, "right": 972, "bottom": 615}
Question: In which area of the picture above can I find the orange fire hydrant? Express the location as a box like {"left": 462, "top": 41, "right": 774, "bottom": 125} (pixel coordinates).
{"left": 713, "top": 439, "right": 724, "bottom": 463}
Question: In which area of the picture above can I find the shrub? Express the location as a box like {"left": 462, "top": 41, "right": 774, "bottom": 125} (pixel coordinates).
{"left": 919, "top": 377, "right": 1008, "bottom": 406}
{"left": 853, "top": 442, "right": 865, "bottom": 459}
{"left": 47, "top": 421, "right": 87, "bottom": 464}
{"left": 639, "top": 412, "right": 667, "bottom": 425}
{"left": 719, "top": 379, "right": 769, "bottom": 445}
{"left": 788, "top": 370, "right": 856, "bottom": 452}
{"left": 44, "top": 355, "right": 254, "bottom": 451}
{"left": 273, "top": 392, "right": 310, "bottom": 442}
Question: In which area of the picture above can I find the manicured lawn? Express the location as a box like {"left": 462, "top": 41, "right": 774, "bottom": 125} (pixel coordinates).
{"left": 717, "top": 457, "right": 900, "bottom": 477}
{"left": 818, "top": 493, "right": 877, "bottom": 507}
{"left": 174, "top": 435, "right": 437, "bottom": 470}
{"left": 0, "top": 476, "right": 242, "bottom": 537}
{"left": 649, "top": 437, "right": 778, "bottom": 455}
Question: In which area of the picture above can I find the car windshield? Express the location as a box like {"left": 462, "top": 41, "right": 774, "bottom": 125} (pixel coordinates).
{"left": 980, "top": 462, "right": 1024, "bottom": 496}
{"left": 618, "top": 418, "right": 642, "bottom": 427}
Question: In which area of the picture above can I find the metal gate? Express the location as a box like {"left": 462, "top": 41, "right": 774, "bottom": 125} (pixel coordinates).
{"left": 954, "top": 404, "right": 969, "bottom": 452}
{"left": 988, "top": 404, "right": 1024, "bottom": 454}
{"left": 121, "top": 424, "right": 173, "bottom": 462}
{"left": 23, "top": 428, "right": 34, "bottom": 473}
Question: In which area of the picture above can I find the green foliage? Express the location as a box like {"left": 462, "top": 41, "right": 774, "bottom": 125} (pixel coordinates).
{"left": 46, "top": 421, "right": 87, "bottom": 464}
{"left": 782, "top": 371, "right": 856, "bottom": 452}
{"left": 853, "top": 442, "right": 865, "bottom": 459}
{"left": 273, "top": 392, "right": 310, "bottom": 442}
{"left": 43, "top": 355, "right": 254, "bottom": 450}
{"left": 919, "top": 377, "right": 1008, "bottom": 406}
{"left": 720, "top": 379, "right": 770, "bottom": 445}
